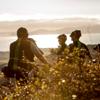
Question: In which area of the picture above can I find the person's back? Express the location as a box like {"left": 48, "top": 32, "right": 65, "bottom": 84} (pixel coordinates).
{"left": 8, "top": 38, "right": 34, "bottom": 70}
{"left": 2, "top": 27, "right": 48, "bottom": 80}
{"left": 3, "top": 28, "right": 35, "bottom": 80}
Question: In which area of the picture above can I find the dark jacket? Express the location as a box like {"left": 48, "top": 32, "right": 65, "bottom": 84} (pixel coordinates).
{"left": 69, "top": 41, "right": 91, "bottom": 58}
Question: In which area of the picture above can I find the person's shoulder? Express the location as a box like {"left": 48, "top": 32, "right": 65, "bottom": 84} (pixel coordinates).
{"left": 28, "top": 38, "right": 36, "bottom": 45}
{"left": 80, "top": 42, "right": 87, "bottom": 47}
{"left": 22, "top": 38, "right": 31, "bottom": 43}
{"left": 10, "top": 40, "right": 17, "bottom": 46}
{"left": 28, "top": 38, "right": 35, "bottom": 42}
{"left": 80, "top": 41, "right": 89, "bottom": 50}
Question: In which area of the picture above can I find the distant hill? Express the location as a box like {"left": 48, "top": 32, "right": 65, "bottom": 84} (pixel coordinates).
{"left": 0, "top": 18, "right": 100, "bottom": 36}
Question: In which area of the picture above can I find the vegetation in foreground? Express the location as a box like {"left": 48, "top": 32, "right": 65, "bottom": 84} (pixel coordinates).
{"left": 0, "top": 48, "right": 100, "bottom": 100}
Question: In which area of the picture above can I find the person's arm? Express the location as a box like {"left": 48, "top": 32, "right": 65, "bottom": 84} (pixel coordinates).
{"left": 30, "top": 42, "right": 48, "bottom": 64}
{"left": 8, "top": 43, "right": 15, "bottom": 69}
{"left": 29, "top": 38, "right": 44, "bottom": 55}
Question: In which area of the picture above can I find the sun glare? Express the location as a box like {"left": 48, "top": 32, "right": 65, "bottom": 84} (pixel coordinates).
{"left": 30, "top": 34, "right": 72, "bottom": 48}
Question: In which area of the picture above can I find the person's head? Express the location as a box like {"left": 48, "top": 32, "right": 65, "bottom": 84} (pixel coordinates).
{"left": 17, "top": 27, "right": 28, "bottom": 38}
{"left": 70, "top": 30, "right": 81, "bottom": 42}
{"left": 58, "top": 34, "right": 67, "bottom": 45}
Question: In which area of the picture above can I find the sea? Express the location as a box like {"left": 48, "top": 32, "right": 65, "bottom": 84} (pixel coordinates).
{"left": 0, "top": 33, "right": 100, "bottom": 51}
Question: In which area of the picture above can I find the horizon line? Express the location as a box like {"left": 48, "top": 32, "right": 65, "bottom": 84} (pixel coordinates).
{"left": 0, "top": 13, "right": 100, "bottom": 22}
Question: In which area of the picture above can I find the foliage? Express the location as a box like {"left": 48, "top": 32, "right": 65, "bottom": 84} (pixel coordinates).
{"left": 0, "top": 48, "right": 100, "bottom": 100}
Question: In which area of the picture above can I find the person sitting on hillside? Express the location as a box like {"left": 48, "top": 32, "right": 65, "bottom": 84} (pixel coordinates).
{"left": 69, "top": 30, "right": 91, "bottom": 59}
{"left": 2, "top": 27, "right": 48, "bottom": 80}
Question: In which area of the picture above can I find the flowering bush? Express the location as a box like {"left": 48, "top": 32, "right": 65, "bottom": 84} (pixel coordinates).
{"left": 0, "top": 49, "right": 100, "bottom": 100}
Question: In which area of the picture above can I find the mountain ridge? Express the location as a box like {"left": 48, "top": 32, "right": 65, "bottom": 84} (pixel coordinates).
{"left": 0, "top": 18, "right": 100, "bottom": 35}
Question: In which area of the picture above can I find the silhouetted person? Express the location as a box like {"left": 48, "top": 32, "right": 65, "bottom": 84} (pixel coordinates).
{"left": 57, "top": 34, "right": 67, "bottom": 55}
{"left": 69, "top": 30, "right": 91, "bottom": 59}
{"left": 50, "top": 34, "right": 68, "bottom": 61}
{"left": 2, "top": 27, "right": 48, "bottom": 80}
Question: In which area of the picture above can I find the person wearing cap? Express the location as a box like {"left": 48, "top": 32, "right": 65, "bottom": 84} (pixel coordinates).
{"left": 69, "top": 30, "right": 91, "bottom": 59}
{"left": 2, "top": 27, "right": 48, "bottom": 80}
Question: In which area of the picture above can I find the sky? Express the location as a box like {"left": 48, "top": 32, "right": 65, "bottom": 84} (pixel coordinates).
{"left": 0, "top": 0, "right": 100, "bottom": 21}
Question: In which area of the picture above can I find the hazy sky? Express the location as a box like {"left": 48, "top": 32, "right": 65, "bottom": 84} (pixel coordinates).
{"left": 0, "top": 0, "right": 100, "bottom": 20}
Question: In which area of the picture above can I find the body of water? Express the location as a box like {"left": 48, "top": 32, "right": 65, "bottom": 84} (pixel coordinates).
{"left": 0, "top": 33, "right": 100, "bottom": 51}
